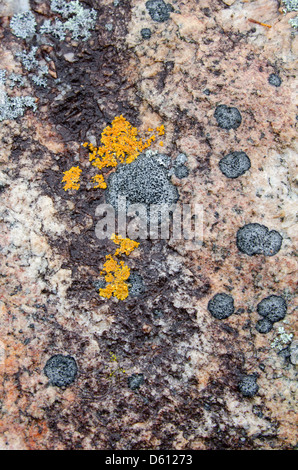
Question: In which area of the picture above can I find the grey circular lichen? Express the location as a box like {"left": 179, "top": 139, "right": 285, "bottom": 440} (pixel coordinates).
{"left": 141, "top": 27, "right": 152, "bottom": 39}
{"left": 106, "top": 153, "right": 179, "bottom": 209}
{"left": 257, "top": 295, "right": 287, "bottom": 323}
{"left": 268, "top": 73, "right": 282, "bottom": 87}
{"left": 128, "top": 373, "right": 144, "bottom": 390}
{"left": 255, "top": 317, "right": 273, "bottom": 334}
{"left": 44, "top": 354, "right": 78, "bottom": 388}
{"left": 174, "top": 164, "right": 189, "bottom": 179}
{"left": 128, "top": 272, "right": 145, "bottom": 297}
{"left": 219, "top": 151, "right": 251, "bottom": 179}
{"left": 238, "top": 374, "right": 259, "bottom": 398}
{"left": 145, "top": 0, "right": 173, "bottom": 23}
{"left": 214, "top": 104, "right": 242, "bottom": 130}
{"left": 236, "top": 223, "right": 283, "bottom": 256}
{"left": 207, "top": 293, "right": 235, "bottom": 320}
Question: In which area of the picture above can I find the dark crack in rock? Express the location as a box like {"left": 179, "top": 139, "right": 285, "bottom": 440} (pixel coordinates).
{"left": 44, "top": 354, "right": 78, "bottom": 388}
{"left": 257, "top": 295, "right": 287, "bottom": 323}
{"left": 207, "top": 293, "right": 235, "bottom": 319}
{"left": 214, "top": 104, "right": 242, "bottom": 130}
{"left": 219, "top": 151, "right": 251, "bottom": 179}
{"left": 236, "top": 223, "right": 283, "bottom": 256}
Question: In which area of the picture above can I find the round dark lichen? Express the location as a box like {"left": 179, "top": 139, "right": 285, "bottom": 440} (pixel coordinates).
{"left": 255, "top": 317, "right": 273, "bottom": 334}
{"left": 128, "top": 373, "right": 144, "bottom": 390}
{"left": 238, "top": 374, "right": 259, "bottom": 397}
{"left": 44, "top": 354, "right": 78, "bottom": 388}
{"left": 207, "top": 293, "right": 235, "bottom": 320}
{"left": 174, "top": 164, "right": 189, "bottom": 179}
{"left": 145, "top": 0, "right": 172, "bottom": 22}
{"left": 214, "top": 104, "right": 242, "bottom": 130}
{"left": 128, "top": 272, "right": 145, "bottom": 297}
{"left": 106, "top": 153, "right": 179, "bottom": 210}
{"left": 236, "top": 223, "right": 282, "bottom": 256}
{"left": 268, "top": 73, "right": 282, "bottom": 87}
{"left": 219, "top": 151, "right": 251, "bottom": 179}
{"left": 257, "top": 295, "right": 287, "bottom": 323}
{"left": 141, "top": 27, "right": 152, "bottom": 39}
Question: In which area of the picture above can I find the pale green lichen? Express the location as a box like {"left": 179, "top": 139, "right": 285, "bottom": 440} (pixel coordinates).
{"left": 10, "top": 10, "right": 37, "bottom": 39}
{"left": 282, "top": 0, "right": 298, "bottom": 12}
{"left": 271, "top": 326, "right": 294, "bottom": 351}
{"left": 0, "top": 89, "right": 36, "bottom": 122}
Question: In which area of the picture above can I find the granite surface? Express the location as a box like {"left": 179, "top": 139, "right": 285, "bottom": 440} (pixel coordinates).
{"left": 0, "top": 0, "right": 297, "bottom": 450}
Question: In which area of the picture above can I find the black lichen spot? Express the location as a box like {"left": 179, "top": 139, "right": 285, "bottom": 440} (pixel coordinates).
{"left": 255, "top": 317, "right": 273, "bottom": 334}
{"left": 257, "top": 295, "right": 287, "bottom": 323}
{"left": 268, "top": 73, "right": 282, "bottom": 87}
{"left": 174, "top": 164, "right": 189, "bottom": 179}
{"left": 44, "top": 354, "right": 78, "bottom": 388}
{"left": 236, "top": 223, "right": 282, "bottom": 256}
{"left": 207, "top": 293, "right": 235, "bottom": 320}
{"left": 238, "top": 374, "right": 259, "bottom": 397}
{"left": 141, "top": 27, "right": 152, "bottom": 39}
{"left": 128, "top": 373, "right": 144, "bottom": 390}
{"left": 203, "top": 89, "right": 211, "bottom": 95}
{"left": 219, "top": 151, "right": 251, "bottom": 179}
{"left": 145, "top": 0, "right": 172, "bottom": 22}
{"left": 128, "top": 272, "right": 145, "bottom": 297}
{"left": 214, "top": 104, "right": 242, "bottom": 130}
{"left": 106, "top": 153, "right": 179, "bottom": 209}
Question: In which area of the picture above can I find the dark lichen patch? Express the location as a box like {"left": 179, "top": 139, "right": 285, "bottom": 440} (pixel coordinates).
{"left": 255, "top": 317, "right": 273, "bottom": 334}
{"left": 219, "top": 151, "right": 251, "bottom": 179}
{"left": 207, "top": 293, "right": 235, "bottom": 319}
{"left": 128, "top": 272, "right": 145, "bottom": 297}
{"left": 238, "top": 374, "right": 259, "bottom": 397}
{"left": 106, "top": 153, "right": 179, "bottom": 209}
{"left": 145, "top": 0, "right": 172, "bottom": 22}
{"left": 214, "top": 104, "right": 242, "bottom": 130}
{"left": 141, "top": 27, "right": 152, "bottom": 39}
{"left": 236, "top": 223, "right": 282, "bottom": 256}
{"left": 174, "top": 164, "right": 189, "bottom": 179}
{"left": 268, "top": 73, "right": 282, "bottom": 87}
{"left": 127, "top": 373, "right": 145, "bottom": 390}
{"left": 257, "top": 295, "right": 287, "bottom": 323}
{"left": 44, "top": 354, "right": 78, "bottom": 388}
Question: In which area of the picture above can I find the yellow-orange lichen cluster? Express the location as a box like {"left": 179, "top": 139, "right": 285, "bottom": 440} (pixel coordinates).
{"left": 62, "top": 115, "right": 165, "bottom": 191}
{"left": 99, "top": 234, "right": 139, "bottom": 300}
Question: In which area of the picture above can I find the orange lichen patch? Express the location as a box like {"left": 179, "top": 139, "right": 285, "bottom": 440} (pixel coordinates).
{"left": 92, "top": 174, "right": 107, "bottom": 189}
{"left": 99, "top": 257, "right": 131, "bottom": 301}
{"left": 62, "top": 166, "right": 82, "bottom": 191}
{"left": 99, "top": 234, "right": 139, "bottom": 300}
{"left": 111, "top": 234, "right": 140, "bottom": 256}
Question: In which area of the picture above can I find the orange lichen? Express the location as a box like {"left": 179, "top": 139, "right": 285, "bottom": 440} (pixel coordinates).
{"left": 62, "top": 166, "right": 82, "bottom": 191}
{"left": 111, "top": 234, "right": 140, "bottom": 256}
{"left": 99, "top": 234, "right": 139, "bottom": 300}
{"left": 92, "top": 174, "right": 107, "bottom": 189}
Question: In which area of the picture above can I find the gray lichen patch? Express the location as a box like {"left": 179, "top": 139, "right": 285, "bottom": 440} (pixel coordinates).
{"left": 128, "top": 272, "right": 145, "bottom": 297}
{"left": 207, "top": 293, "right": 235, "bottom": 320}
{"left": 255, "top": 317, "right": 273, "bottom": 334}
{"left": 106, "top": 152, "right": 179, "bottom": 209}
{"left": 214, "top": 104, "right": 242, "bottom": 130}
{"left": 44, "top": 354, "right": 78, "bottom": 388}
{"left": 236, "top": 223, "right": 283, "bottom": 256}
{"left": 145, "top": 0, "right": 173, "bottom": 23}
{"left": 257, "top": 295, "right": 287, "bottom": 323}
{"left": 238, "top": 374, "right": 259, "bottom": 398}
{"left": 10, "top": 10, "right": 36, "bottom": 39}
{"left": 219, "top": 151, "right": 251, "bottom": 179}
{"left": 268, "top": 74, "right": 282, "bottom": 87}
{"left": 127, "top": 373, "right": 144, "bottom": 390}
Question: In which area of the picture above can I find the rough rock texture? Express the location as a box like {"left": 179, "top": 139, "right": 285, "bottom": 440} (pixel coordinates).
{"left": 0, "top": 0, "right": 297, "bottom": 450}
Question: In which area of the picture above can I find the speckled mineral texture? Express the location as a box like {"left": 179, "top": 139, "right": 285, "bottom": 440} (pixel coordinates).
{"left": 0, "top": 0, "right": 297, "bottom": 450}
